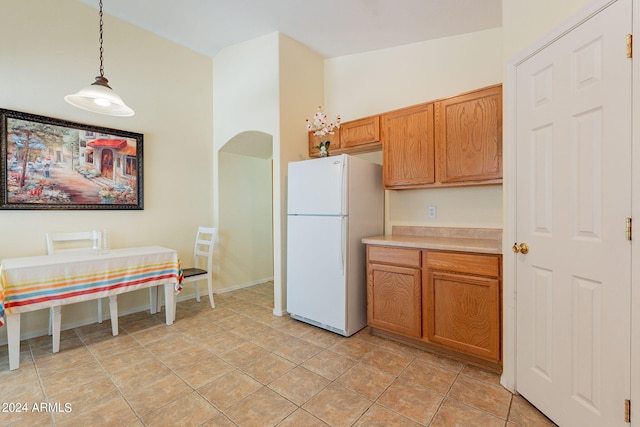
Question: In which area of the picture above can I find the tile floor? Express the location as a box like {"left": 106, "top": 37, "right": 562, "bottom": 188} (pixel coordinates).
{"left": 0, "top": 282, "right": 558, "bottom": 426}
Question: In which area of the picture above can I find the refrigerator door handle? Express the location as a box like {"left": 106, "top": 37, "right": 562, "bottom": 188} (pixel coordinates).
{"left": 340, "top": 216, "right": 346, "bottom": 276}
{"left": 340, "top": 157, "right": 346, "bottom": 215}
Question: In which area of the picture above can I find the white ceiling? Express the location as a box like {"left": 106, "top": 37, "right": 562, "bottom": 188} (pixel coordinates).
{"left": 80, "top": 0, "right": 502, "bottom": 58}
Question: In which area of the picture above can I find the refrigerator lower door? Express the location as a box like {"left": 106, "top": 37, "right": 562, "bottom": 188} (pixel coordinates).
{"left": 287, "top": 214, "right": 347, "bottom": 334}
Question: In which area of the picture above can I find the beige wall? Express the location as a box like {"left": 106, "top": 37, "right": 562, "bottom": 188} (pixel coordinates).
{"left": 325, "top": 28, "right": 504, "bottom": 231}
{"left": 503, "top": 0, "right": 593, "bottom": 59}
{"left": 0, "top": 0, "right": 213, "bottom": 339}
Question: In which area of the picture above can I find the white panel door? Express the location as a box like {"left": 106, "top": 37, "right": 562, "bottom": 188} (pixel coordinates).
{"left": 515, "top": 1, "right": 631, "bottom": 426}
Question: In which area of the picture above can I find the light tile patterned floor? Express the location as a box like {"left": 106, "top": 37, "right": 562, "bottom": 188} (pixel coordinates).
{"left": 0, "top": 282, "right": 558, "bottom": 426}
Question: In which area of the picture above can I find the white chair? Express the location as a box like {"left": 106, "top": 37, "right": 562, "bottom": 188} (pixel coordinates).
{"left": 177, "top": 227, "right": 217, "bottom": 317}
{"left": 46, "top": 230, "right": 110, "bottom": 334}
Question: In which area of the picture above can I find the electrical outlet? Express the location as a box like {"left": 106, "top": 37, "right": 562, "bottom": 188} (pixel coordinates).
{"left": 428, "top": 205, "right": 437, "bottom": 219}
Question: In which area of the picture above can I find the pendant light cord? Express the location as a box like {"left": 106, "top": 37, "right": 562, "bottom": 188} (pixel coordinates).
{"left": 98, "top": 0, "right": 104, "bottom": 78}
{"left": 64, "top": 0, "right": 135, "bottom": 115}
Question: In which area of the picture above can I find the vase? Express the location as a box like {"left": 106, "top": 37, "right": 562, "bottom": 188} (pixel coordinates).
{"left": 318, "top": 141, "right": 330, "bottom": 157}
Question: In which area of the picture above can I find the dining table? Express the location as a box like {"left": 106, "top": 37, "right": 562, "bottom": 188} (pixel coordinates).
{"left": 0, "top": 246, "right": 183, "bottom": 370}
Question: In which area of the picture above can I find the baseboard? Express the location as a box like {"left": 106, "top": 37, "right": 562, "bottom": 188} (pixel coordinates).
{"left": 214, "top": 277, "right": 274, "bottom": 294}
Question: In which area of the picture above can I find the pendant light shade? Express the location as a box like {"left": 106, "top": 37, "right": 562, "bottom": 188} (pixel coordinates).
{"left": 65, "top": 76, "right": 134, "bottom": 117}
{"left": 65, "top": 0, "right": 134, "bottom": 117}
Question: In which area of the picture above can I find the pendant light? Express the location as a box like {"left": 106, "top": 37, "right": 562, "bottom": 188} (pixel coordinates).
{"left": 65, "top": 0, "right": 134, "bottom": 117}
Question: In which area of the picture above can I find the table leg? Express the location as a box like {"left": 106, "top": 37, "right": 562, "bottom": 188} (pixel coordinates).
{"left": 149, "top": 287, "right": 158, "bottom": 314}
{"left": 52, "top": 306, "right": 62, "bottom": 353}
{"left": 157, "top": 286, "right": 163, "bottom": 313}
{"left": 109, "top": 296, "right": 118, "bottom": 336}
{"left": 6, "top": 313, "right": 21, "bottom": 371}
{"left": 164, "top": 283, "right": 174, "bottom": 325}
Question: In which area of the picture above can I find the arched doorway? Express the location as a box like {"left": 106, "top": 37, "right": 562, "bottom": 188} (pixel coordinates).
{"left": 217, "top": 131, "right": 274, "bottom": 298}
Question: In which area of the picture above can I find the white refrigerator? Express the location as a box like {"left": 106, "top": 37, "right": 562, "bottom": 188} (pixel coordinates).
{"left": 286, "top": 154, "right": 383, "bottom": 336}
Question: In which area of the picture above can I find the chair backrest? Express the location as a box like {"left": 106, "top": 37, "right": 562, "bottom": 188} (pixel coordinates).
{"left": 46, "top": 230, "right": 109, "bottom": 254}
{"left": 193, "top": 227, "right": 216, "bottom": 270}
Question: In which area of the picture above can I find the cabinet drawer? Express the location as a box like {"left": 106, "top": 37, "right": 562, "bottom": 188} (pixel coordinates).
{"left": 425, "top": 251, "right": 499, "bottom": 278}
{"left": 368, "top": 246, "right": 421, "bottom": 268}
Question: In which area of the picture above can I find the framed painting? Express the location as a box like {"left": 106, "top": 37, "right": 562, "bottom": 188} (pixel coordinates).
{"left": 0, "top": 108, "right": 143, "bottom": 210}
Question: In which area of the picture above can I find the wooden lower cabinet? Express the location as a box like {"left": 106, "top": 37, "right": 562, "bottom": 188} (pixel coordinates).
{"left": 367, "top": 246, "right": 422, "bottom": 337}
{"left": 367, "top": 263, "right": 422, "bottom": 337}
{"left": 424, "top": 270, "right": 500, "bottom": 362}
{"left": 366, "top": 245, "right": 502, "bottom": 367}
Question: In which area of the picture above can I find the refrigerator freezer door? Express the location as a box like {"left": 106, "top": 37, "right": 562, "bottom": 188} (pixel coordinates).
{"left": 287, "top": 214, "right": 347, "bottom": 333}
{"left": 287, "top": 155, "right": 347, "bottom": 216}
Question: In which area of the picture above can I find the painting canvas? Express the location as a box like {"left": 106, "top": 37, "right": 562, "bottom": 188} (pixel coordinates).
{"left": 0, "top": 109, "right": 143, "bottom": 210}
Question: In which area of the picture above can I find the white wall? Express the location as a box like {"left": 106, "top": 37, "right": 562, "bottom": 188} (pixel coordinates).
{"left": 0, "top": 0, "right": 213, "bottom": 339}
{"left": 325, "top": 28, "right": 504, "bottom": 232}
{"left": 212, "top": 32, "right": 325, "bottom": 314}
{"left": 213, "top": 33, "right": 324, "bottom": 314}
{"left": 212, "top": 33, "right": 280, "bottom": 301}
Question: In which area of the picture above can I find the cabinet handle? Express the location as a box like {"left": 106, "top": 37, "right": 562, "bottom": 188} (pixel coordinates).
{"left": 512, "top": 242, "right": 529, "bottom": 255}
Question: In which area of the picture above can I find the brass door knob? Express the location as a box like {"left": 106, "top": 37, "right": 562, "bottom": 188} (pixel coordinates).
{"left": 512, "top": 242, "right": 529, "bottom": 254}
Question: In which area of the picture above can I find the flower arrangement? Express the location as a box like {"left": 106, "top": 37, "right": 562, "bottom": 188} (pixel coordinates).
{"left": 306, "top": 106, "right": 341, "bottom": 157}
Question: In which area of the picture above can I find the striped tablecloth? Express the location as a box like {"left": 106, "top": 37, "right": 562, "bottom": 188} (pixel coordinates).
{"left": 0, "top": 246, "right": 182, "bottom": 326}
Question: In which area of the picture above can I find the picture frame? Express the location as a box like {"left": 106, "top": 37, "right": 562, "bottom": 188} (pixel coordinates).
{"left": 0, "top": 108, "right": 143, "bottom": 210}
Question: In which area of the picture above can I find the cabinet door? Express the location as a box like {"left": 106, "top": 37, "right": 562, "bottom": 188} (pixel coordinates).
{"left": 424, "top": 270, "right": 500, "bottom": 362}
{"left": 381, "top": 103, "right": 435, "bottom": 188}
{"left": 339, "top": 116, "right": 380, "bottom": 152}
{"left": 308, "top": 131, "right": 340, "bottom": 157}
{"left": 435, "top": 85, "right": 502, "bottom": 184}
{"left": 367, "top": 263, "right": 421, "bottom": 337}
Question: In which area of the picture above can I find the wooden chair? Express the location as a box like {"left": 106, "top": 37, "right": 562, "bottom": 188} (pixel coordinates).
{"left": 46, "top": 230, "right": 109, "bottom": 334}
{"left": 176, "top": 227, "right": 217, "bottom": 319}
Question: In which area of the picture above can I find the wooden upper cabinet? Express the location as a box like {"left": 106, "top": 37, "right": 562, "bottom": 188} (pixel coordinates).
{"left": 382, "top": 103, "right": 435, "bottom": 189}
{"left": 339, "top": 115, "right": 381, "bottom": 152}
{"left": 435, "top": 85, "right": 502, "bottom": 184}
{"left": 308, "top": 130, "right": 340, "bottom": 157}
{"left": 308, "top": 116, "right": 381, "bottom": 157}
{"left": 307, "top": 84, "right": 502, "bottom": 189}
